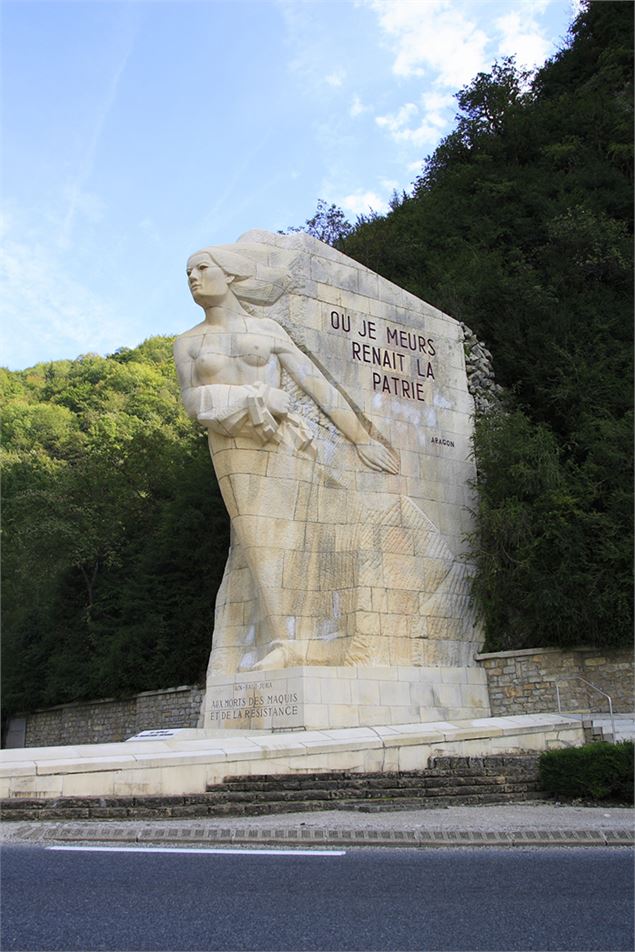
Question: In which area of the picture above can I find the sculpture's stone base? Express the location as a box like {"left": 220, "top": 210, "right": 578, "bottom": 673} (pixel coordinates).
{"left": 202, "top": 665, "right": 491, "bottom": 732}
{"left": 0, "top": 715, "right": 584, "bottom": 799}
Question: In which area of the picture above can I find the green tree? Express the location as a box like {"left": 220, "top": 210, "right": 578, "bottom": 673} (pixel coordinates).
{"left": 1, "top": 338, "right": 229, "bottom": 716}
{"left": 284, "top": 199, "right": 353, "bottom": 246}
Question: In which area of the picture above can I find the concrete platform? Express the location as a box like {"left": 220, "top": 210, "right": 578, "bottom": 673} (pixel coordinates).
{"left": 0, "top": 714, "right": 585, "bottom": 800}
{"left": 586, "top": 714, "right": 635, "bottom": 742}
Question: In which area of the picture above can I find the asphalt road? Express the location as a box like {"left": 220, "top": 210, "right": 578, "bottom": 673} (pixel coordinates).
{"left": 2, "top": 844, "right": 633, "bottom": 951}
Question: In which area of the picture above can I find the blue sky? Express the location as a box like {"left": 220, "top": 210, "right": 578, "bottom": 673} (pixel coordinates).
{"left": 2, "top": 0, "right": 579, "bottom": 369}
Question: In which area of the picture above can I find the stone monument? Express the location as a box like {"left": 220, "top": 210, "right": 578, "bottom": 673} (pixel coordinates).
{"left": 174, "top": 231, "right": 491, "bottom": 732}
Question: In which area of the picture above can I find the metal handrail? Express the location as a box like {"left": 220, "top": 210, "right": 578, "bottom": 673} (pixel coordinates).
{"left": 554, "top": 676, "right": 615, "bottom": 739}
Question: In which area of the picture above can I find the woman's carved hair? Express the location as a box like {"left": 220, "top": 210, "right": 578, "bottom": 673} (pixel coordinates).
{"left": 194, "top": 246, "right": 287, "bottom": 307}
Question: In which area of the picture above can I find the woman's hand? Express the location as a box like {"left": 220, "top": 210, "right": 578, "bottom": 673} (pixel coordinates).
{"left": 264, "top": 387, "right": 291, "bottom": 418}
{"left": 356, "top": 439, "right": 400, "bottom": 474}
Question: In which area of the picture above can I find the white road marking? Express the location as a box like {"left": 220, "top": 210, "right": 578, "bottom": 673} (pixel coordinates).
{"left": 47, "top": 845, "right": 346, "bottom": 857}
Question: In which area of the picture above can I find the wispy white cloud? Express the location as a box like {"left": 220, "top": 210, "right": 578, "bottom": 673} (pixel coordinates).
{"left": 277, "top": 0, "right": 352, "bottom": 95}
{"left": 58, "top": 11, "right": 140, "bottom": 250}
{"left": 367, "top": 1, "right": 564, "bottom": 154}
{"left": 325, "top": 69, "right": 346, "bottom": 87}
{"left": 494, "top": 7, "right": 551, "bottom": 67}
{"left": 376, "top": 102, "right": 418, "bottom": 133}
{"left": 375, "top": 90, "right": 453, "bottom": 148}
{"left": 340, "top": 190, "right": 389, "bottom": 215}
{"left": 421, "top": 90, "right": 454, "bottom": 114}
{"left": 62, "top": 185, "right": 106, "bottom": 226}
{"left": 365, "top": 0, "right": 489, "bottom": 88}
{"left": 350, "top": 94, "right": 369, "bottom": 118}
{"left": 193, "top": 130, "right": 273, "bottom": 239}
{"left": 0, "top": 229, "right": 126, "bottom": 368}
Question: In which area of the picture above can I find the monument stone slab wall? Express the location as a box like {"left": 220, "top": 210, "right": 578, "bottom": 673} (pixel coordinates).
{"left": 175, "top": 231, "right": 491, "bottom": 731}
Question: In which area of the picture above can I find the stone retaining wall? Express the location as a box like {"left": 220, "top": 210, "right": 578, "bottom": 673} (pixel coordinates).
{"left": 5, "top": 686, "right": 204, "bottom": 748}
{"left": 4, "top": 646, "right": 633, "bottom": 748}
{"left": 476, "top": 647, "right": 634, "bottom": 716}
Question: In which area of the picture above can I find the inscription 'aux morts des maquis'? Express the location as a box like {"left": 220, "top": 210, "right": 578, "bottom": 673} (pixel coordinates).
{"left": 208, "top": 691, "right": 300, "bottom": 722}
{"left": 330, "top": 310, "right": 436, "bottom": 401}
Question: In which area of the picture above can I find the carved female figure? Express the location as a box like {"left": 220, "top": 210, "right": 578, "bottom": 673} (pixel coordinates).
{"left": 174, "top": 245, "right": 398, "bottom": 673}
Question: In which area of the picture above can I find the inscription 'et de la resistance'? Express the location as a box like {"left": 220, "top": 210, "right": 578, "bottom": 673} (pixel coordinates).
{"left": 208, "top": 690, "right": 300, "bottom": 722}
{"left": 330, "top": 310, "right": 436, "bottom": 402}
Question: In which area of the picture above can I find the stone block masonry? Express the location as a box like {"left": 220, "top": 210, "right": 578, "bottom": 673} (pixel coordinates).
{"left": 1, "top": 755, "right": 543, "bottom": 820}
{"left": 177, "top": 231, "right": 490, "bottom": 732}
{"left": 5, "top": 686, "right": 204, "bottom": 748}
{"left": 477, "top": 647, "right": 634, "bottom": 717}
{"left": 6, "top": 646, "right": 631, "bottom": 749}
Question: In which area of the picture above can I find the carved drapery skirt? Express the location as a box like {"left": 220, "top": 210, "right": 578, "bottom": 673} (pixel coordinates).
{"left": 205, "top": 413, "right": 478, "bottom": 676}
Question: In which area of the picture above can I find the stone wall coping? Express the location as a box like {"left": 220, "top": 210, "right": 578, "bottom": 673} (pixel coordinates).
{"left": 0, "top": 713, "right": 584, "bottom": 776}
{"left": 135, "top": 685, "right": 203, "bottom": 700}
{"left": 474, "top": 646, "right": 630, "bottom": 661}
{"left": 15, "top": 684, "right": 203, "bottom": 717}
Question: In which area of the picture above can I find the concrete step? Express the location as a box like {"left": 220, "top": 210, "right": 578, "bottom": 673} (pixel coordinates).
{"left": 202, "top": 781, "right": 538, "bottom": 803}
{"left": 221, "top": 771, "right": 537, "bottom": 793}
{"left": 1, "top": 755, "right": 542, "bottom": 821}
{"left": 587, "top": 716, "right": 635, "bottom": 743}
{"left": 1, "top": 788, "right": 545, "bottom": 822}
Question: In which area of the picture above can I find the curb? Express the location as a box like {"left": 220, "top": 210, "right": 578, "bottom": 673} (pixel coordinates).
{"left": 5, "top": 823, "right": 634, "bottom": 849}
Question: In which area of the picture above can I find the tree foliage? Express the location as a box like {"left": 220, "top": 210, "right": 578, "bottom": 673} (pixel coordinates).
{"left": 2, "top": 3, "right": 632, "bottom": 720}
{"left": 2, "top": 339, "right": 229, "bottom": 716}
{"left": 340, "top": 1, "right": 633, "bottom": 651}
{"left": 283, "top": 198, "right": 354, "bottom": 246}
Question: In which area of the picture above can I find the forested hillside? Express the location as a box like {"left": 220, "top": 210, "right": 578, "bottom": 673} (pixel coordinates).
{"left": 2, "top": 340, "right": 229, "bottom": 714}
{"left": 2, "top": 2, "right": 632, "bottom": 717}
{"left": 339, "top": 1, "right": 633, "bottom": 652}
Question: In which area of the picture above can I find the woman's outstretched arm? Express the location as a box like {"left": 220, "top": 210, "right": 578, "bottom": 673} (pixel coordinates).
{"left": 271, "top": 322, "right": 399, "bottom": 474}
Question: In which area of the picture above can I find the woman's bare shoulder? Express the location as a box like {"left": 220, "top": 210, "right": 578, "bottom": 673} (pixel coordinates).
{"left": 175, "top": 321, "right": 207, "bottom": 340}
{"left": 173, "top": 322, "right": 207, "bottom": 358}
{"left": 255, "top": 316, "right": 293, "bottom": 343}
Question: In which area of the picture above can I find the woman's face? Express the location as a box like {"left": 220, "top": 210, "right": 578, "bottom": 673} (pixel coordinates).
{"left": 186, "top": 253, "right": 231, "bottom": 306}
